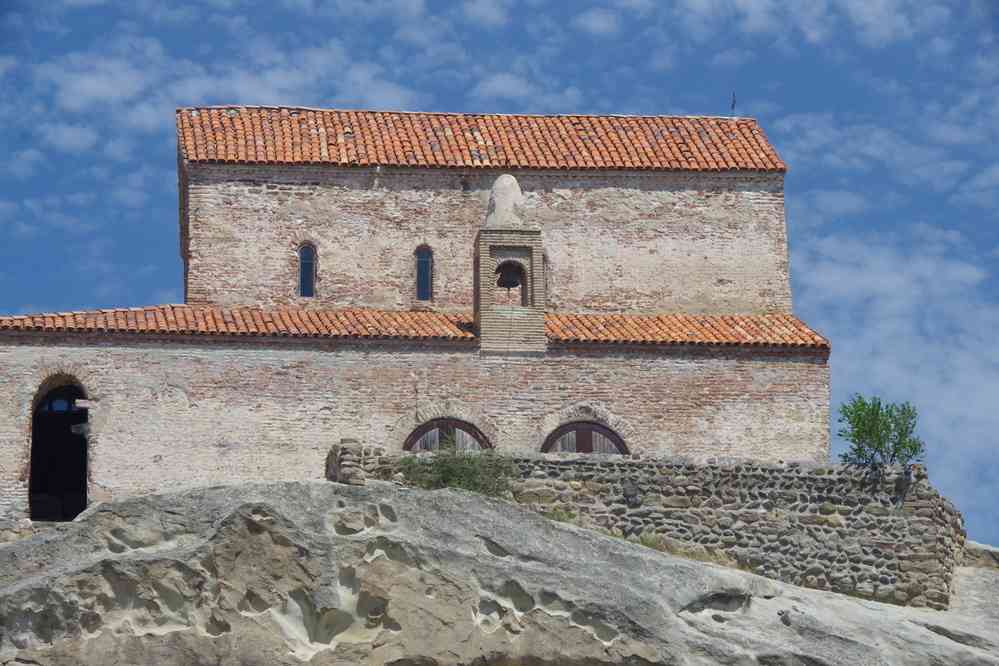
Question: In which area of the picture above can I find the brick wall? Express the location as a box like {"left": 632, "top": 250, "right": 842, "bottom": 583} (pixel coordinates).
{"left": 0, "top": 335, "right": 827, "bottom": 519}
{"left": 182, "top": 165, "right": 791, "bottom": 315}
{"left": 348, "top": 449, "right": 965, "bottom": 610}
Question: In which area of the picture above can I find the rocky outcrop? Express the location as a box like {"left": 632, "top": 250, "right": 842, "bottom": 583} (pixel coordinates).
{"left": 951, "top": 566, "right": 999, "bottom": 626}
{"left": 966, "top": 541, "right": 999, "bottom": 570}
{"left": 0, "top": 481, "right": 996, "bottom": 665}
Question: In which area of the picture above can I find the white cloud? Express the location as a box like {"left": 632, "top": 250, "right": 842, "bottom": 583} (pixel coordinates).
{"left": 615, "top": 0, "right": 655, "bottom": 13}
{"left": 670, "top": 0, "right": 951, "bottom": 47}
{"left": 710, "top": 48, "right": 754, "bottom": 67}
{"left": 462, "top": 0, "right": 510, "bottom": 26}
{"left": 103, "top": 137, "right": 134, "bottom": 162}
{"left": 774, "top": 112, "right": 969, "bottom": 191}
{"left": 743, "top": 99, "right": 780, "bottom": 117}
{"left": 307, "top": 0, "right": 425, "bottom": 19}
{"left": 394, "top": 15, "right": 451, "bottom": 47}
{"left": 793, "top": 227, "right": 999, "bottom": 543}
{"left": 951, "top": 163, "right": 999, "bottom": 209}
{"left": 6, "top": 148, "right": 45, "bottom": 179}
{"left": 38, "top": 122, "right": 99, "bottom": 152}
{"left": 472, "top": 72, "right": 534, "bottom": 100}
{"left": 927, "top": 36, "right": 953, "bottom": 57}
{"left": 470, "top": 70, "right": 583, "bottom": 111}
{"left": 787, "top": 189, "right": 871, "bottom": 230}
{"left": 673, "top": 0, "right": 834, "bottom": 44}
{"left": 34, "top": 38, "right": 166, "bottom": 112}
{"left": 536, "top": 85, "right": 585, "bottom": 113}
{"left": 649, "top": 47, "right": 674, "bottom": 71}
{"left": 572, "top": 7, "right": 620, "bottom": 36}
{"left": 840, "top": 0, "right": 914, "bottom": 46}
{"left": 336, "top": 63, "right": 426, "bottom": 109}
{"left": 782, "top": 2, "right": 835, "bottom": 43}
{"left": 20, "top": 195, "right": 95, "bottom": 233}
{"left": 151, "top": 288, "right": 182, "bottom": 304}
{"left": 111, "top": 166, "right": 173, "bottom": 209}
{"left": 810, "top": 189, "right": 869, "bottom": 217}
{"left": 66, "top": 192, "right": 97, "bottom": 206}
{"left": 135, "top": 1, "right": 200, "bottom": 23}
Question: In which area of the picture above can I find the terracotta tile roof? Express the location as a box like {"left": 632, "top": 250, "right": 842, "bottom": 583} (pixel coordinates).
{"left": 545, "top": 312, "right": 829, "bottom": 349}
{"left": 176, "top": 106, "right": 786, "bottom": 172}
{"left": 0, "top": 306, "right": 827, "bottom": 349}
{"left": 0, "top": 306, "right": 475, "bottom": 341}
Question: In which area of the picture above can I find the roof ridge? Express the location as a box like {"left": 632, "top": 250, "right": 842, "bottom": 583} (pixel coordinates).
{"left": 176, "top": 105, "right": 762, "bottom": 122}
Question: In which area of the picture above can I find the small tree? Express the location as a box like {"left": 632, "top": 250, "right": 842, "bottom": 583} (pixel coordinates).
{"left": 837, "top": 394, "right": 926, "bottom": 477}
{"left": 398, "top": 435, "right": 516, "bottom": 497}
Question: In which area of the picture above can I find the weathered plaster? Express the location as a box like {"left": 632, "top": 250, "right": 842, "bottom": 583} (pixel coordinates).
{"left": 182, "top": 165, "right": 791, "bottom": 315}
{"left": 0, "top": 335, "right": 828, "bottom": 518}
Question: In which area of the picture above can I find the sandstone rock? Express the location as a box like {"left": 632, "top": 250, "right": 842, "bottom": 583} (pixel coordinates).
{"left": 965, "top": 541, "right": 999, "bottom": 570}
{"left": 950, "top": 566, "right": 999, "bottom": 626}
{"left": 0, "top": 481, "right": 996, "bottom": 665}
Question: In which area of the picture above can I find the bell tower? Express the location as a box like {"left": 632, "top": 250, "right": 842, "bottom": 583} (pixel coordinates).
{"left": 474, "top": 174, "right": 546, "bottom": 353}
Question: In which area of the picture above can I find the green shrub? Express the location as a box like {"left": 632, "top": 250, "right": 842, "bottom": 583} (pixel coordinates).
{"left": 638, "top": 532, "right": 662, "bottom": 549}
{"left": 541, "top": 507, "right": 577, "bottom": 523}
{"left": 837, "top": 394, "right": 926, "bottom": 477}
{"left": 397, "top": 438, "right": 517, "bottom": 497}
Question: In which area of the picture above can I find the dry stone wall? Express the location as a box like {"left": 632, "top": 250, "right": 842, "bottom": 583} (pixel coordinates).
{"left": 182, "top": 165, "right": 791, "bottom": 315}
{"left": 351, "top": 448, "right": 965, "bottom": 610}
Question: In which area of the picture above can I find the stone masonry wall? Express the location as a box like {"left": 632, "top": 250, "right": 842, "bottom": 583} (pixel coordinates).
{"left": 182, "top": 165, "right": 791, "bottom": 315}
{"left": 0, "top": 334, "right": 828, "bottom": 519}
{"left": 349, "top": 448, "right": 966, "bottom": 610}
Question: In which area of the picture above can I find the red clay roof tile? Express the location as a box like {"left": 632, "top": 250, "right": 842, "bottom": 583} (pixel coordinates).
{"left": 0, "top": 306, "right": 827, "bottom": 349}
{"left": 176, "top": 107, "right": 786, "bottom": 173}
{"left": 545, "top": 312, "right": 828, "bottom": 349}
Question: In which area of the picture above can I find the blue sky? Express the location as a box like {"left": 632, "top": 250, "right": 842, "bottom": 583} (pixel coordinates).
{"left": 1, "top": 1, "right": 997, "bottom": 543}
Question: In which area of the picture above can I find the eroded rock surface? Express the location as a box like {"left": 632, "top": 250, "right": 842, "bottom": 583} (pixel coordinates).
{"left": 0, "top": 481, "right": 996, "bottom": 665}
{"left": 951, "top": 566, "right": 999, "bottom": 626}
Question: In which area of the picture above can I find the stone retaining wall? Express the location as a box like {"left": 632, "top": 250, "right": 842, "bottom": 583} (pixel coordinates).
{"left": 331, "top": 444, "right": 966, "bottom": 610}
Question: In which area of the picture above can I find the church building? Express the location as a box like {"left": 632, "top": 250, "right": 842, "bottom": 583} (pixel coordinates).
{"left": 0, "top": 107, "right": 830, "bottom": 522}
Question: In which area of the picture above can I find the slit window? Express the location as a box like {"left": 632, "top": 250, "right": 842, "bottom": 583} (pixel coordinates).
{"left": 299, "top": 244, "right": 316, "bottom": 297}
{"left": 416, "top": 246, "right": 433, "bottom": 301}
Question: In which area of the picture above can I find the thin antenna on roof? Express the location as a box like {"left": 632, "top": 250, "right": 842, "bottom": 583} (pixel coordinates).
{"left": 730, "top": 92, "right": 737, "bottom": 115}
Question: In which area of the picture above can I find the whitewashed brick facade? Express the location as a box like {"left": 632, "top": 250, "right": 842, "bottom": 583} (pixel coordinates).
{"left": 182, "top": 166, "right": 791, "bottom": 315}
{"left": 0, "top": 335, "right": 828, "bottom": 517}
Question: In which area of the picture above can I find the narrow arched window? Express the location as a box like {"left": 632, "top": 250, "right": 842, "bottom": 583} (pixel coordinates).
{"left": 299, "top": 244, "right": 316, "bottom": 297}
{"left": 542, "top": 422, "right": 627, "bottom": 454}
{"left": 415, "top": 246, "right": 433, "bottom": 301}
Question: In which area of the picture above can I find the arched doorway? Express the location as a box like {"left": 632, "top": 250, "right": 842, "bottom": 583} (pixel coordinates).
{"left": 30, "top": 384, "right": 89, "bottom": 521}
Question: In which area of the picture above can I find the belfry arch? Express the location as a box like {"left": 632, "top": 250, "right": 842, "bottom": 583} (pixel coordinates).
{"left": 30, "top": 377, "right": 89, "bottom": 521}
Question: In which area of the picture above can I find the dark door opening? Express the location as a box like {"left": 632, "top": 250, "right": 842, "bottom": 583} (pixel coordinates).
{"left": 30, "top": 385, "right": 88, "bottom": 521}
